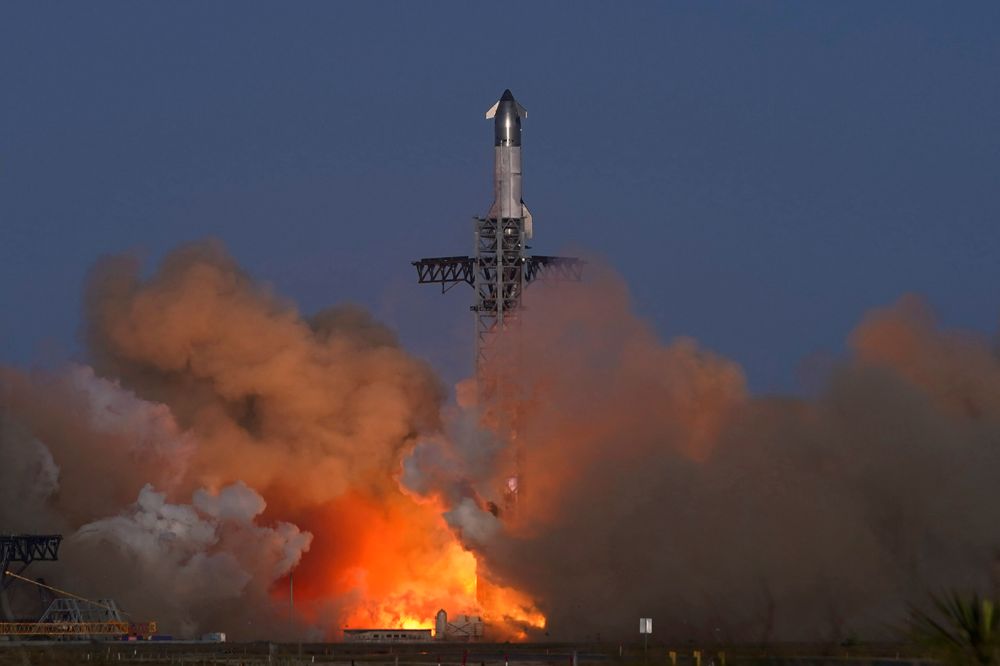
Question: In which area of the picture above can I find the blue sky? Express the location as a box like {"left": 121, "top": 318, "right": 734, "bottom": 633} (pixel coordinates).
{"left": 2, "top": 2, "right": 998, "bottom": 393}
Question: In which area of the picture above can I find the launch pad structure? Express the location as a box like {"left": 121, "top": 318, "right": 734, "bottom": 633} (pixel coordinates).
{"left": 0, "top": 534, "right": 61, "bottom": 593}
{"left": 1, "top": 535, "right": 158, "bottom": 639}
{"left": 413, "top": 90, "right": 583, "bottom": 516}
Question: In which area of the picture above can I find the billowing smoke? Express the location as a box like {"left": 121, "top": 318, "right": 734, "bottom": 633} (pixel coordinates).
{"left": 0, "top": 240, "right": 452, "bottom": 638}
{"left": 4, "top": 239, "right": 999, "bottom": 643}
{"left": 412, "top": 264, "right": 1000, "bottom": 643}
{"left": 82, "top": 241, "right": 443, "bottom": 506}
{"left": 69, "top": 482, "right": 311, "bottom": 636}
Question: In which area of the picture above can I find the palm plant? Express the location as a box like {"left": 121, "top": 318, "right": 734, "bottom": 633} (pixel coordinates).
{"left": 907, "top": 592, "right": 1000, "bottom": 666}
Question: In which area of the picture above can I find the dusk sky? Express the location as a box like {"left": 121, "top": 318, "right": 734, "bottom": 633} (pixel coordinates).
{"left": 3, "top": 2, "right": 998, "bottom": 393}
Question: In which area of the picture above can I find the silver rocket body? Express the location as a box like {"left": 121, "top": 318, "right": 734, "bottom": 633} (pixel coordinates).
{"left": 490, "top": 145, "right": 522, "bottom": 221}
{"left": 486, "top": 89, "right": 532, "bottom": 237}
{"left": 480, "top": 89, "right": 531, "bottom": 517}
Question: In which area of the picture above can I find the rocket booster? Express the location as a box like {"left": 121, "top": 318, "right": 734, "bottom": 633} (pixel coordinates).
{"left": 485, "top": 89, "right": 532, "bottom": 238}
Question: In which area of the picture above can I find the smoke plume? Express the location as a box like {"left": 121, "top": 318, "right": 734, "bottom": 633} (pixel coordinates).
{"left": 3, "top": 240, "right": 999, "bottom": 643}
{"left": 0, "top": 240, "right": 455, "bottom": 638}
{"left": 412, "top": 266, "right": 1000, "bottom": 643}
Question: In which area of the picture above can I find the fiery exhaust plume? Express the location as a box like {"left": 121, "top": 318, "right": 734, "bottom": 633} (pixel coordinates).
{"left": 3, "top": 241, "right": 1000, "bottom": 644}
{"left": 0, "top": 241, "right": 540, "bottom": 639}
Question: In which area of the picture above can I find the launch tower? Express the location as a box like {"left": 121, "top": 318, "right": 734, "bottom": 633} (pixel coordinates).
{"left": 413, "top": 90, "right": 582, "bottom": 516}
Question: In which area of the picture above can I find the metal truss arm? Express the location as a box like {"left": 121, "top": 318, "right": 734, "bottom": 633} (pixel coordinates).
{"left": 413, "top": 256, "right": 475, "bottom": 292}
{"left": 0, "top": 534, "right": 62, "bottom": 591}
{"left": 526, "top": 256, "right": 585, "bottom": 283}
{"left": 0, "top": 535, "right": 62, "bottom": 564}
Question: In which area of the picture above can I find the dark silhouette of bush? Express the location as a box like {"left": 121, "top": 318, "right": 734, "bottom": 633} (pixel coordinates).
{"left": 908, "top": 592, "right": 1000, "bottom": 666}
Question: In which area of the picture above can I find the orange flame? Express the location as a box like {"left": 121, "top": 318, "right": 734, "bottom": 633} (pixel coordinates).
{"left": 282, "top": 488, "right": 544, "bottom": 638}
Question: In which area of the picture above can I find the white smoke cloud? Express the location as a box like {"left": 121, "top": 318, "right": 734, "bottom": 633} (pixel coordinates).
{"left": 1, "top": 362, "right": 316, "bottom": 637}
{"left": 67, "top": 364, "right": 196, "bottom": 489}
{"left": 70, "top": 482, "right": 312, "bottom": 636}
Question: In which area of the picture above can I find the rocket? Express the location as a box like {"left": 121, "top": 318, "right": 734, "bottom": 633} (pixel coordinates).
{"left": 414, "top": 88, "right": 584, "bottom": 520}
{"left": 485, "top": 89, "right": 532, "bottom": 239}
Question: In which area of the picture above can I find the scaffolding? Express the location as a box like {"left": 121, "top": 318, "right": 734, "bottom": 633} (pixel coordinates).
{"left": 0, "top": 571, "right": 156, "bottom": 639}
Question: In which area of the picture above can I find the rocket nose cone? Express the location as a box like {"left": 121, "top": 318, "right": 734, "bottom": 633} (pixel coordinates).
{"left": 500, "top": 89, "right": 515, "bottom": 101}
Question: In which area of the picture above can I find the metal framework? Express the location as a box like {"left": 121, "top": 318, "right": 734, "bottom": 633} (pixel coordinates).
{"left": 415, "top": 242, "right": 584, "bottom": 374}
{"left": 414, "top": 253, "right": 583, "bottom": 291}
{"left": 472, "top": 215, "right": 524, "bottom": 374}
{"left": 0, "top": 534, "right": 62, "bottom": 591}
{"left": 413, "top": 240, "right": 585, "bottom": 368}
{"left": 0, "top": 598, "right": 156, "bottom": 638}
{"left": 414, "top": 220, "right": 582, "bottom": 516}
{"left": 413, "top": 255, "right": 475, "bottom": 292}
{"left": 525, "top": 255, "right": 586, "bottom": 283}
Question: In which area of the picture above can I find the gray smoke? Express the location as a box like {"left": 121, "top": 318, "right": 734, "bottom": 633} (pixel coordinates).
{"left": 410, "top": 266, "right": 1000, "bottom": 643}
{"left": 0, "top": 364, "right": 315, "bottom": 637}
{"left": 5, "top": 239, "right": 999, "bottom": 643}
{"left": 69, "top": 482, "right": 311, "bottom": 637}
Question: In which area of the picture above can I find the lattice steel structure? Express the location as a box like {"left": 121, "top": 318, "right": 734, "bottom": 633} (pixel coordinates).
{"left": 0, "top": 597, "right": 156, "bottom": 639}
{"left": 0, "top": 534, "right": 61, "bottom": 591}
{"left": 414, "top": 254, "right": 584, "bottom": 293}
{"left": 414, "top": 250, "right": 584, "bottom": 373}
{"left": 413, "top": 90, "right": 582, "bottom": 517}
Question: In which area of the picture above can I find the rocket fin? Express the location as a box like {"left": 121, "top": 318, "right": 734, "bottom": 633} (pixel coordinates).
{"left": 522, "top": 202, "right": 533, "bottom": 240}
{"left": 485, "top": 100, "right": 527, "bottom": 119}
